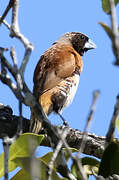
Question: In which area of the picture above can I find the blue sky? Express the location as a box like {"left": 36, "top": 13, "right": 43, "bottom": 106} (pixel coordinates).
{"left": 0, "top": 0, "right": 119, "bottom": 179}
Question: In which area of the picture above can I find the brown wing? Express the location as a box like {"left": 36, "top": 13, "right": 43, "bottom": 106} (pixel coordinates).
{"left": 33, "top": 43, "right": 83, "bottom": 99}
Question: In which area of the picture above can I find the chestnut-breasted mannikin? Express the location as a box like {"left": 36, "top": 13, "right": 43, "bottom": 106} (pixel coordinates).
{"left": 30, "top": 32, "right": 96, "bottom": 133}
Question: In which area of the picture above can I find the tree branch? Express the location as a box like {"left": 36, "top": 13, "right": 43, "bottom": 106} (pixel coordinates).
{"left": 2, "top": 137, "right": 10, "bottom": 180}
{"left": 106, "top": 94, "right": 119, "bottom": 144}
{"left": 0, "top": 104, "right": 105, "bottom": 159}
{"left": 108, "top": 0, "right": 119, "bottom": 65}
{"left": 0, "top": 0, "right": 15, "bottom": 26}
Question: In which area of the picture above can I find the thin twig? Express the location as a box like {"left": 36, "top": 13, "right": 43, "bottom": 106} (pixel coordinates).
{"left": 3, "top": 140, "right": 9, "bottom": 180}
{"left": 78, "top": 90, "right": 100, "bottom": 156}
{"left": 2, "top": 135, "right": 19, "bottom": 180}
{"left": 10, "top": 0, "right": 33, "bottom": 50}
{"left": 17, "top": 101, "right": 23, "bottom": 134}
{"left": 10, "top": 47, "right": 23, "bottom": 90}
{"left": 106, "top": 94, "right": 119, "bottom": 143}
{"left": 0, "top": 72, "right": 24, "bottom": 103}
{"left": 108, "top": 0, "right": 119, "bottom": 65}
{"left": 0, "top": 0, "right": 15, "bottom": 26}
{"left": 48, "top": 128, "right": 68, "bottom": 180}
{"left": 0, "top": 48, "right": 24, "bottom": 102}
{"left": 48, "top": 127, "right": 77, "bottom": 180}
{"left": 10, "top": 0, "right": 19, "bottom": 34}
{"left": 19, "top": 47, "right": 33, "bottom": 80}
{"left": 69, "top": 90, "right": 100, "bottom": 180}
{"left": 0, "top": 16, "right": 10, "bottom": 29}
{"left": 72, "top": 90, "right": 100, "bottom": 179}
{"left": 10, "top": 47, "right": 18, "bottom": 68}
{"left": 10, "top": 0, "right": 33, "bottom": 81}
{"left": 0, "top": 50, "right": 17, "bottom": 80}
{"left": 2, "top": 137, "right": 12, "bottom": 180}
{"left": 57, "top": 127, "right": 87, "bottom": 180}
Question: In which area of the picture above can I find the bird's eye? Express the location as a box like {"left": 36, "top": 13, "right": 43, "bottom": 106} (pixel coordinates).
{"left": 80, "top": 35, "right": 85, "bottom": 40}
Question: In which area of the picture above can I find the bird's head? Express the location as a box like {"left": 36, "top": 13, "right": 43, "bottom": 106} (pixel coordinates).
{"left": 56, "top": 32, "right": 96, "bottom": 56}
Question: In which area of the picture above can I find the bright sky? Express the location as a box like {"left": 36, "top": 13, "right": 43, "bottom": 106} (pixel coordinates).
{"left": 0, "top": 1, "right": 119, "bottom": 179}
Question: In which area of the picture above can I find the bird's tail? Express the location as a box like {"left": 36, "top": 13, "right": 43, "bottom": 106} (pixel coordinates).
{"left": 30, "top": 91, "right": 53, "bottom": 133}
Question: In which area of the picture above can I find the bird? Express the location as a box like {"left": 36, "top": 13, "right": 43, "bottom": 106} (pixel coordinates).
{"left": 30, "top": 32, "right": 96, "bottom": 133}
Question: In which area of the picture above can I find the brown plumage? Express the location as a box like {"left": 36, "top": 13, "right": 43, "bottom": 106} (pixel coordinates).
{"left": 30, "top": 32, "right": 96, "bottom": 133}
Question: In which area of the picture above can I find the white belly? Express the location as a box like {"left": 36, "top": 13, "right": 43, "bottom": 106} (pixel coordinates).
{"left": 59, "top": 74, "right": 80, "bottom": 112}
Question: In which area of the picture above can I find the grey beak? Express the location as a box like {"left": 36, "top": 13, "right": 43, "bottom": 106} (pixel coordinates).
{"left": 84, "top": 38, "right": 96, "bottom": 50}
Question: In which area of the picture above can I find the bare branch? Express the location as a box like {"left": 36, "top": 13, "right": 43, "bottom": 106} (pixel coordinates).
{"left": 57, "top": 127, "right": 87, "bottom": 180}
{"left": 10, "top": 0, "right": 33, "bottom": 50}
{"left": 0, "top": 72, "right": 24, "bottom": 103}
{"left": 2, "top": 136, "right": 13, "bottom": 180}
{"left": 108, "top": 0, "right": 119, "bottom": 65}
{"left": 10, "top": 0, "right": 19, "bottom": 34}
{"left": 47, "top": 128, "right": 76, "bottom": 180}
{"left": 0, "top": 104, "right": 105, "bottom": 159}
{"left": 78, "top": 90, "right": 100, "bottom": 156}
{"left": 10, "top": 47, "right": 18, "bottom": 68}
{"left": 17, "top": 101, "right": 23, "bottom": 134}
{"left": 0, "top": 0, "right": 15, "bottom": 26}
{"left": 3, "top": 138, "right": 9, "bottom": 180}
{"left": 9, "top": 0, "right": 33, "bottom": 83}
{"left": 0, "top": 49, "right": 17, "bottom": 80}
{"left": 19, "top": 47, "right": 33, "bottom": 79}
{"left": 0, "top": 51, "right": 24, "bottom": 102}
{"left": 59, "top": 90, "right": 99, "bottom": 180}
{"left": 106, "top": 94, "right": 119, "bottom": 143}
{"left": 55, "top": 91, "right": 100, "bottom": 180}
{"left": 0, "top": 17, "right": 10, "bottom": 30}
{"left": 10, "top": 47, "right": 23, "bottom": 90}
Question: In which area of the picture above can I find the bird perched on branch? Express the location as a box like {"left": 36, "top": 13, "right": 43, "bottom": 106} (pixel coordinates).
{"left": 30, "top": 32, "right": 96, "bottom": 133}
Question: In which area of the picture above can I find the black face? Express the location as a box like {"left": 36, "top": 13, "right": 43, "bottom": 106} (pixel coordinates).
{"left": 71, "top": 32, "right": 89, "bottom": 56}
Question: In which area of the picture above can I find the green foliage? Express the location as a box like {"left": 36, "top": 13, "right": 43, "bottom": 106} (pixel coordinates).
{"left": 1, "top": 133, "right": 119, "bottom": 179}
{"left": 99, "top": 22, "right": 119, "bottom": 63}
{"left": 0, "top": 133, "right": 44, "bottom": 178}
{"left": 71, "top": 157, "right": 100, "bottom": 179}
{"left": 11, "top": 169, "right": 30, "bottom": 180}
{"left": 98, "top": 141, "right": 119, "bottom": 178}
{"left": 40, "top": 147, "right": 78, "bottom": 167}
{"left": 11, "top": 157, "right": 66, "bottom": 180}
{"left": 99, "top": 22, "right": 114, "bottom": 40}
{"left": 102, "top": 0, "right": 119, "bottom": 14}
{"left": 0, "top": 133, "right": 68, "bottom": 179}
{"left": 63, "top": 148, "right": 78, "bottom": 161}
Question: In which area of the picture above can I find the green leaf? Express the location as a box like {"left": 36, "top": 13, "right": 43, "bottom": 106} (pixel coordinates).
{"left": 0, "top": 133, "right": 44, "bottom": 178}
{"left": 99, "top": 22, "right": 114, "bottom": 40}
{"left": 81, "top": 157, "right": 100, "bottom": 175}
{"left": 71, "top": 157, "right": 100, "bottom": 179}
{"left": 99, "top": 22, "right": 119, "bottom": 64}
{"left": 40, "top": 148, "right": 78, "bottom": 168}
{"left": 98, "top": 141, "right": 119, "bottom": 177}
{"left": 13, "top": 157, "right": 48, "bottom": 180}
{"left": 102, "top": 0, "right": 119, "bottom": 14}
{"left": 71, "top": 161, "right": 81, "bottom": 179}
{"left": 114, "top": 0, "right": 119, "bottom": 5}
{"left": 11, "top": 169, "right": 30, "bottom": 180}
{"left": 12, "top": 157, "right": 67, "bottom": 180}
{"left": 63, "top": 148, "right": 78, "bottom": 161}
{"left": 40, "top": 151, "right": 54, "bottom": 166}
{"left": 102, "top": 0, "right": 110, "bottom": 14}
{"left": 116, "top": 116, "right": 119, "bottom": 133}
